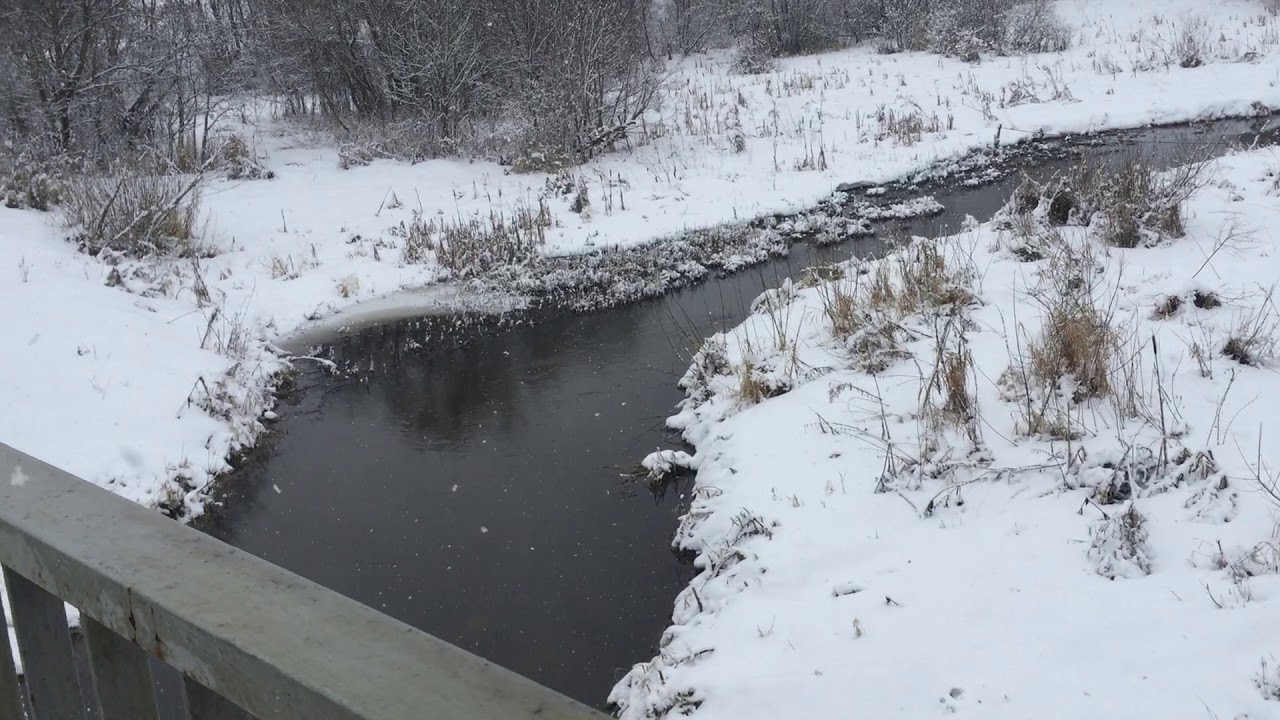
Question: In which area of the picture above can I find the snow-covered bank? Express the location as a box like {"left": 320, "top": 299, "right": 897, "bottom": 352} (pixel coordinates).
{"left": 612, "top": 146, "right": 1280, "bottom": 718}
{"left": 5, "top": 1, "right": 1280, "bottom": 515}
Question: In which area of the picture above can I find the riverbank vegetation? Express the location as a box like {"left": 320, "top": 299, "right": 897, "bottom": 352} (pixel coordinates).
{"left": 615, "top": 144, "right": 1280, "bottom": 720}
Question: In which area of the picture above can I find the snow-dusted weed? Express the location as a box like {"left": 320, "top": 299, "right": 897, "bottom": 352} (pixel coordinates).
{"left": 266, "top": 250, "right": 320, "bottom": 280}
{"left": 1256, "top": 657, "right": 1280, "bottom": 701}
{"left": 1088, "top": 502, "right": 1154, "bottom": 579}
{"left": 335, "top": 274, "right": 361, "bottom": 299}
{"left": 1221, "top": 285, "right": 1280, "bottom": 366}
{"left": 395, "top": 196, "right": 551, "bottom": 276}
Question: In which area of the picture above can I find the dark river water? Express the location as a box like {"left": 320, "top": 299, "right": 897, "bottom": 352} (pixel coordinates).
{"left": 181, "top": 117, "right": 1276, "bottom": 713}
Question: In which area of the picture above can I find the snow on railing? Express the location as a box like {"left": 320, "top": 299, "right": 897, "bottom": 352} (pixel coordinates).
{"left": 0, "top": 441, "right": 603, "bottom": 720}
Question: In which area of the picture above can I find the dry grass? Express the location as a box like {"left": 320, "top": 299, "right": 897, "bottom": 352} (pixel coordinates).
{"left": 919, "top": 315, "right": 981, "bottom": 448}
{"left": 874, "top": 106, "right": 944, "bottom": 147}
{"left": 819, "top": 238, "right": 974, "bottom": 373}
{"left": 737, "top": 363, "right": 770, "bottom": 405}
{"left": 1007, "top": 150, "right": 1210, "bottom": 249}
{"left": 1028, "top": 300, "right": 1118, "bottom": 400}
{"left": 398, "top": 198, "right": 552, "bottom": 275}
{"left": 336, "top": 274, "right": 360, "bottom": 298}
{"left": 1169, "top": 15, "right": 1209, "bottom": 68}
{"left": 1222, "top": 293, "right": 1278, "bottom": 366}
{"left": 1153, "top": 294, "right": 1183, "bottom": 319}
{"left": 1194, "top": 290, "right": 1222, "bottom": 309}
{"left": 939, "top": 345, "right": 975, "bottom": 426}
{"left": 1000, "top": 226, "right": 1121, "bottom": 438}
{"left": 63, "top": 171, "right": 204, "bottom": 258}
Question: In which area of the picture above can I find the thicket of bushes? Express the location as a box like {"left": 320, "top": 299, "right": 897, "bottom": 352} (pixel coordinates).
{"left": 659, "top": 0, "right": 1070, "bottom": 61}
{"left": 1, "top": 0, "right": 1070, "bottom": 175}
{"left": 0, "top": 0, "right": 1069, "bottom": 260}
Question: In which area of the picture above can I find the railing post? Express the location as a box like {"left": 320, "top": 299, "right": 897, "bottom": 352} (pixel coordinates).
{"left": 183, "top": 676, "right": 252, "bottom": 720}
{"left": 2, "top": 568, "right": 84, "bottom": 720}
{"left": 83, "top": 616, "right": 159, "bottom": 720}
{"left": 0, "top": 572, "right": 24, "bottom": 720}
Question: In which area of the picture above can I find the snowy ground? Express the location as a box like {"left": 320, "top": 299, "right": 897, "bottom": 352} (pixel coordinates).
{"left": 4, "top": 0, "right": 1280, "bottom": 685}
{"left": 5, "top": 0, "right": 1280, "bottom": 514}
{"left": 611, "top": 147, "right": 1280, "bottom": 719}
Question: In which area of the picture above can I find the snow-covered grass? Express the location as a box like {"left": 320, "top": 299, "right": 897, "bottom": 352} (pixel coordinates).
{"left": 0, "top": 0, "right": 1274, "bottom": 696}
{"left": 611, "top": 147, "right": 1280, "bottom": 719}
{"left": 6, "top": 0, "right": 1280, "bottom": 515}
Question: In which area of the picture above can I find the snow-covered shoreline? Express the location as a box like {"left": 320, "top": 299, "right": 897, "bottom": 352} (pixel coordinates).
{"left": 612, "top": 145, "right": 1280, "bottom": 719}
{"left": 6, "top": 0, "right": 1280, "bottom": 516}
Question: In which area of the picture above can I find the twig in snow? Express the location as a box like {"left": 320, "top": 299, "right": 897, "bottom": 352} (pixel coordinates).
{"left": 1204, "top": 582, "right": 1223, "bottom": 609}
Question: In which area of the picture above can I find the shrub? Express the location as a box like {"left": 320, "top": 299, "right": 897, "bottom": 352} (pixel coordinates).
{"left": 1008, "top": 151, "right": 1208, "bottom": 248}
{"left": 1004, "top": 0, "right": 1072, "bottom": 53}
{"left": 217, "top": 134, "right": 274, "bottom": 180}
{"left": 1170, "top": 16, "right": 1209, "bottom": 69}
{"left": 870, "top": 0, "right": 1070, "bottom": 56}
{"left": 738, "top": 0, "right": 848, "bottom": 57}
{"left": 62, "top": 172, "right": 203, "bottom": 258}
{"left": 731, "top": 43, "right": 777, "bottom": 75}
{"left": 0, "top": 150, "right": 68, "bottom": 211}
{"left": 1096, "top": 153, "right": 1205, "bottom": 248}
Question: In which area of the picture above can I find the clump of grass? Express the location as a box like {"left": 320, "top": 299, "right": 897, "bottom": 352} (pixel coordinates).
{"left": 939, "top": 345, "right": 975, "bottom": 425}
{"left": 1028, "top": 301, "right": 1118, "bottom": 400}
{"left": 1089, "top": 503, "right": 1153, "bottom": 579}
{"left": 1153, "top": 294, "right": 1183, "bottom": 319}
{"left": 731, "top": 44, "right": 777, "bottom": 75}
{"left": 63, "top": 171, "right": 204, "bottom": 258}
{"left": 1105, "top": 152, "right": 1208, "bottom": 247}
{"left": 1000, "top": 230, "right": 1120, "bottom": 438}
{"left": 1193, "top": 290, "right": 1222, "bottom": 309}
{"left": 818, "top": 238, "right": 974, "bottom": 373}
{"left": 919, "top": 315, "right": 981, "bottom": 449}
{"left": 1170, "top": 15, "right": 1209, "bottom": 69}
{"left": 398, "top": 198, "right": 552, "bottom": 275}
{"left": 1222, "top": 288, "right": 1278, "bottom": 366}
{"left": 874, "top": 106, "right": 943, "bottom": 147}
{"left": 336, "top": 274, "right": 360, "bottom": 298}
{"left": 737, "top": 363, "right": 768, "bottom": 405}
{"left": 216, "top": 133, "right": 274, "bottom": 180}
{"left": 1255, "top": 657, "right": 1280, "bottom": 701}
{"left": 817, "top": 274, "right": 906, "bottom": 374}
{"left": 1004, "top": 150, "right": 1209, "bottom": 249}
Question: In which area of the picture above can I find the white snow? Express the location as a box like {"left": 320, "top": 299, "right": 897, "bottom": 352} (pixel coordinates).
{"left": 4, "top": 0, "right": 1280, "bottom": 695}
{"left": 610, "top": 147, "right": 1280, "bottom": 719}
{"left": 5, "top": 0, "right": 1280, "bottom": 514}
{"left": 642, "top": 449, "right": 700, "bottom": 481}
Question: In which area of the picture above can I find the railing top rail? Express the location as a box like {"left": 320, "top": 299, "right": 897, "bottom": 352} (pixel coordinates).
{"left": 0, "top": 442, "right": 607, "bottom": 720}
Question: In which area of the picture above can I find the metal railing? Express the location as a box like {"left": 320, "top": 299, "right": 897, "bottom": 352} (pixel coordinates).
{"left": 0, "top": 442, "right": 607, "bottom": 720}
